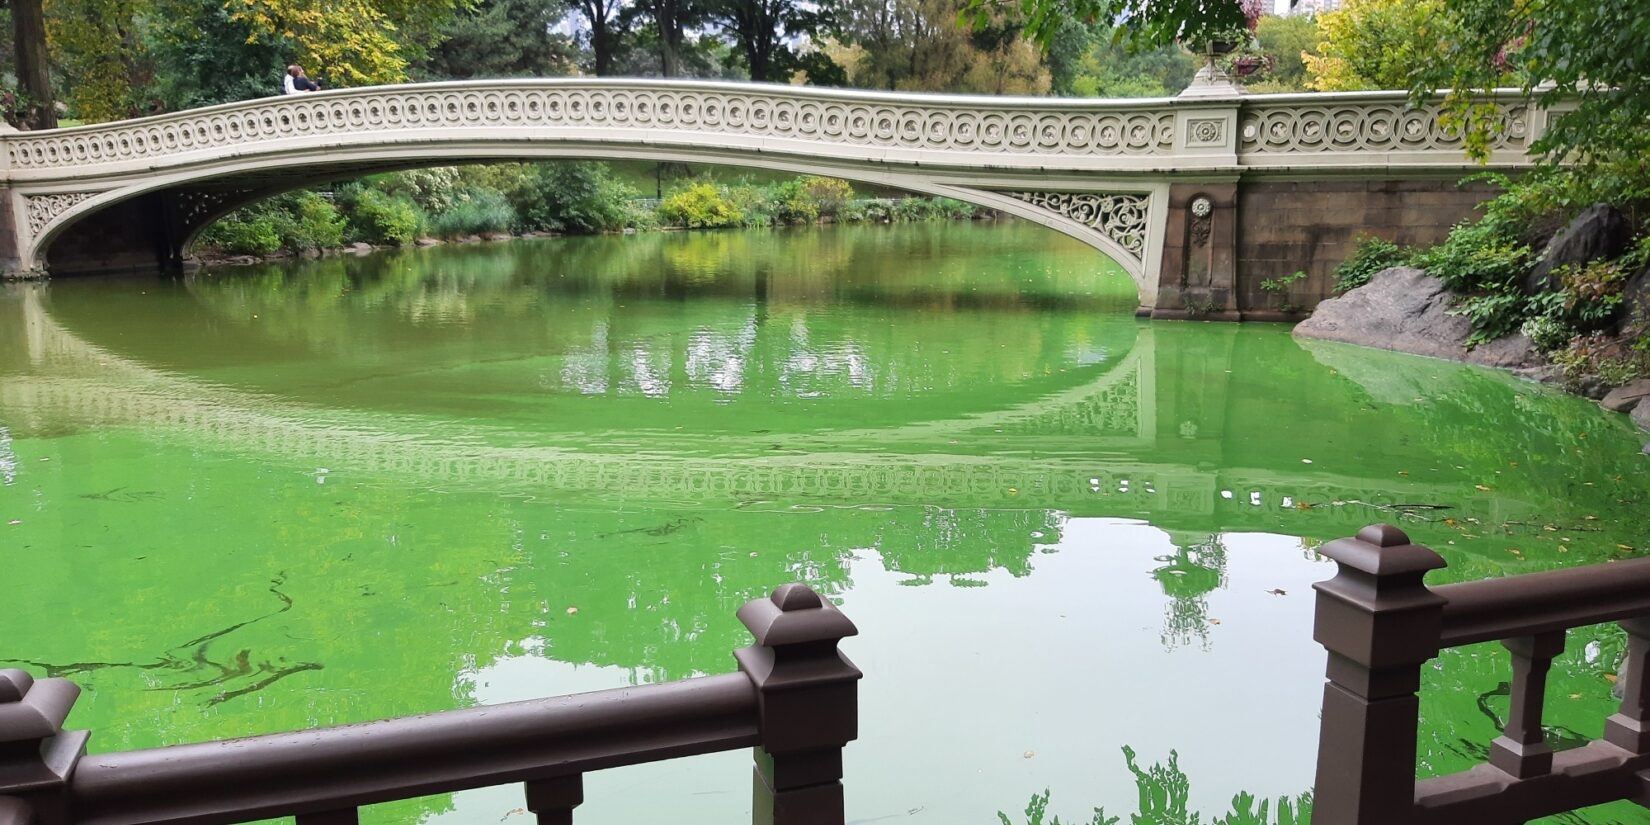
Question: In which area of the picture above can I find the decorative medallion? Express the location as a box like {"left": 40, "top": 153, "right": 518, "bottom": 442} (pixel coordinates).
{"left": 1185, "top": 117, "right": 1228, "bottom": 148}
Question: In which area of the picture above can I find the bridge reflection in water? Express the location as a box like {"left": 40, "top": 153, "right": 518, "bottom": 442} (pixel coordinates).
{"left": 1, "top": 230, "right": 1647, "bottom": 825}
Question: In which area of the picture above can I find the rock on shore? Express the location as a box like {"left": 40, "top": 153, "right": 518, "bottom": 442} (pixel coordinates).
{"left": 1295, "top": 266, "right": 1650, "bottom": 442}
{"left": 1293, "top": 267, "right": 1553, "bottom": 378}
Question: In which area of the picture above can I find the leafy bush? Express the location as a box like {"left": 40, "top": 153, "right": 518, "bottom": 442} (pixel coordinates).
{"left": 1560, "top": 260, "right": 1629, "bottom": 329}
{"left": 344, "top": 188, "right": 421, "bottom": 246}
{"left": 1521, "top": 315, "right": 1574, "bottom": 352}
{"left": 1551, "top": 332, "right": 1649, "bottom": 388}
{"left": 199, "top": 212, "right": 281, "bottom": 256}
{"left": 800, "top": 176, "right": 854, "bottom": 217}
{"left": 1412, "top": 220, "right": 1532, "bottom": 294}
{"left": 1333, "top": 235, "right": 1409, "bottom": 293}
{"left": 287, "top": 192, "right": 346, "bottom": 250}
{"left": 660, "top": 181, "right": 744, "bottom": 229}
{"left": 770, "top": 179, "right": 821, "bottom": 225}
{"left": 427, "top": 189, "right": 515, "bottom": 238}
{"left": 511, "top": 162, "right": 639, "bottom": 234}
{"left": 197, "top": 191, "right": 344, "bottom": 255}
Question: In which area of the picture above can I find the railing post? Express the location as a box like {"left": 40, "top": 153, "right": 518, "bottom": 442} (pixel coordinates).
{"left": 0, "top": 670, "right": 87, "bottom": 825}
{"left": 734, "top": 584, "right": 861, "bottom": 825}
{"left": 1605, "top": 618, "right": 1650, "bottom": 753}
{"left": 1311, "top": 525, "right": 1447, "bottom": 825}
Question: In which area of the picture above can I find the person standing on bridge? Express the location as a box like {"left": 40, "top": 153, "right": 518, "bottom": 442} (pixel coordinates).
{"left": 283, "top": 65, "right": 320, "bottom": 95}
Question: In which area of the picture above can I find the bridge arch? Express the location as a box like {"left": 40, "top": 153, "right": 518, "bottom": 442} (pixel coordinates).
{"left": 27, "top": 143, "right": 1160, "bottom": 303}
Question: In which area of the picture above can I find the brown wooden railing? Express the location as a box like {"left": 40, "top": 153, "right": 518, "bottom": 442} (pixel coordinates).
{"left": 0, "top": 583, "right": 860, "bottom": 825}
{"left": 1313, "top": 524, "right": 1650, "bottom": 825}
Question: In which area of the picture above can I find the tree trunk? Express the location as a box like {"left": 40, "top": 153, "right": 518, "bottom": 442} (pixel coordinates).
{"left": 656, "top": 0, "right": 681, "bottom": 77}
{"left": 11, "top": 0, "right": 56, "bottom": 129}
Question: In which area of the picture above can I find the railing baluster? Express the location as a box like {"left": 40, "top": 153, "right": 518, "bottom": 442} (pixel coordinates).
{"left": 525, "top": 774, "right": 583, "bottom": 825}
{"left": 1489, "top": 632, "right": 1565, "bottom": 778}
{"left": 1605, "top": 618, "right": 1650, "bottom": 753}
{"left": 295, "top": 809, "right": 358, "bottom": 825}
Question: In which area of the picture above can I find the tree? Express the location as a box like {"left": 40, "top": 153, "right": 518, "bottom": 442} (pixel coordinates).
{"left": 146, "top": 0, "right": 286, "bottom": 108}
{"left": 705, "top": 0, "right": 841, "bottom": 83}
{"left": 226, "top": 0, "right": 465, "bottom": 87}
{"left": 418, "top": 0, "right": 579, "bottom": 79}
{"left": 1411, "top": 0, "right": 1650, "bottom": 165}
{"left": 10, "top": 0, "right": 54, "bottom": 128}
{"left": 1251, "top": 13, "right": 1316, "bottom": 91}
{"left": 567, "top": 0, "right": 627, "bottom": 75}
{"left": 1302, "top": 0, "right": 1443, "bottom": 92}
{"left": 45, "top": 0, "right": 158, "bottom": 121}
{"left": 628, "top": 0, "right": 703, "bottom": 76}
{"left": 962, "top": 0, "right": 1249, "bottom": 55}
{"left": 839, "top": 0, "right": 1047, "bottom": 93}
{"left": 1044, "top": 18, "right": 1196, "bottom": 98}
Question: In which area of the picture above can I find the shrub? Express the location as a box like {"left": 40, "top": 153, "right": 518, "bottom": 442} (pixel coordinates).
{"left": 287, "top": 192, "right": 346, "bottom": 250}
{"left": 1333, "top": 235, "right": 1409, "bottom": 292}
{"left": 1560, "top": 260, "right": 1629, "bottom": 330}
{"left": 1412, "top": 220, "right": 1531, "bottom": 294}
{"left": 1551, "top": 332, "right": 1649, "bottom": 388}
{"left": 511, "top": 162, "right": 639, "bottom": 234}
{"left": 199, "top": 212, "right": 281, "bottom": 256}
{"left": 660, "top": 181, "right": 744, "bottom": 229}
{"left": 800, "top": 176, "right": 853, "bottom": 217}
{"left": 345, "top": 189, "right": 421, "bottom": 246}
{"left": 427, "top": 189, "right": 515, "bottom": 238}
{"left": 1520, "top": 315, "right": 1574, "bottom": 352}
{"left": 770, "top": 179, "right": 820, "bottom": 225}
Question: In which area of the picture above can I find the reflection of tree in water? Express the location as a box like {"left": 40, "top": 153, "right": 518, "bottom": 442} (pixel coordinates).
{"left": 999, "top": 746, "right": 1310, "bottom": 825}
{"left": 874, "top": 507, "right": 1066, "bottom": 585}
{"left": 1151, "top": 534, "right": 1227, "bottom": 650}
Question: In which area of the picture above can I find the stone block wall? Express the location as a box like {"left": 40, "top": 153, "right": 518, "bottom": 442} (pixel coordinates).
{"left": 1235, "top": 179, "right": 1500, "bottom": 317}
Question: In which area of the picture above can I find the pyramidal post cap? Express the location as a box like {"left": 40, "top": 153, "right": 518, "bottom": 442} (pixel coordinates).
{"left": 1319, "top": 522, "right": 1448, "bottom": 578}
{"left": 0, "top": 669, "right": 33, "bottom": 703}
{"left": 739, "top": 583, "right": 858, "bottom": 647}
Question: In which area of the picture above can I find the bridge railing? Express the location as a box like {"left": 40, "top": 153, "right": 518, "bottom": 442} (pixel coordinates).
{"left": 0, "top": 583, "right": 860, "bottom": 825}
{"left": 1313, "top": 524, "right": 1650, "bottom": 824}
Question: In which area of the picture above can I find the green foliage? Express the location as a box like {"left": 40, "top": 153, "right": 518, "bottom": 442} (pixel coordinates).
{"left": 1303, "top": 0, "right": 1446, "bottom": 92}
{"left": 1333, "top": 235, "right": 1410, "bottom": 293}
{"left": 197, "top": 191, "right": 345, "bottom": 254}
{"left": 1252, "top": 14, "right": 1316, "bottom": 92}
{"left": 426, "top": 189, "right": 516, "bottom": 238}
{"left": 1412, "top": 221, "right": 1531, "bottom": 295}
{"left": 1259, "top": 270, "right": 1306, "bottom": 293}
{"left": 1045, "top": 19, "right": 1196, "bottom": 98}
{"left": 1408, "top": 0, "right": 1650, "bottom": 166}
{"left": 341, "top": 188, "right": 422, "bottom": 246}
{"left": 1551, "top": 333, "right": 1649, "bottom": 388}
{"left": 511, "top": 163, "right": 641, "bottom": 234}
{"left": 660, "top": 181, "right": 745, "bottom": 229}
{"left": 1520, "top": 313, "right": 1573, "bottom": 353}
{"left": 998, "top": 790, "right": 1118, "bottom": 825}
{"left": 962, "top": 0, "right": 1248, "bottom": 54}
{"left": 415, "top": 0, "right": 579, "bottom": 80}
{"left": 1561, "top": 261, "right": 1629, "bottom": 330}
{"left": 198, "top": 212, "right": 282, "bottom": 256}
{"left": 1448, "top": 291, "right": 1526, "bottom": 349}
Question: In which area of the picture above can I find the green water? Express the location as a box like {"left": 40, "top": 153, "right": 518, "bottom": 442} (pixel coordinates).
{"left": 2, "top": 222, "right": 1648, "bottom": 824}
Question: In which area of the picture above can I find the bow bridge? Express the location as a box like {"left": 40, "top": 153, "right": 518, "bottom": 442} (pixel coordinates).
{"left": 0, "top": 78, "right": 1547, "bottom": 317}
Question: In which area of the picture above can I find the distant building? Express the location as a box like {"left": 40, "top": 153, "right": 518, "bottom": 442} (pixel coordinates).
{"left": 1289, "top": 0, "right": 1343, "bottom": 14}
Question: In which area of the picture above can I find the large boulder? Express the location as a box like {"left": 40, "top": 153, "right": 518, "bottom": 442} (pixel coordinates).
{"left": 1602, "top": 379, "right": 1650, "bottom": 413}
{"left": 1633, "top": 397, "right": 1650, "bottom": 434}
{"left": 1294, "top": 266, "right": 1547, "bottom": 375}
{"left": 1525, "top": 204, "right": 1633, "bottom": 293}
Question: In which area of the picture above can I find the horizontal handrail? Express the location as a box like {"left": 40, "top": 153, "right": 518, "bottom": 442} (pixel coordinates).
{"left": 71, "top": 674, "right": 758, "bottom": 825}
{"left": 1437, "top": 556, "right": 1650, "bottom": 647}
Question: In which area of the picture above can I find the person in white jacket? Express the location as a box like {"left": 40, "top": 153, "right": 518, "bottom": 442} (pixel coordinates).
{"left": 283, "top": 65, "right": 320, "bottom": 95}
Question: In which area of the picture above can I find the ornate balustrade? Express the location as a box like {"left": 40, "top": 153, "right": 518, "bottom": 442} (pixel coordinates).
{"left": 0, "top": 81, "right": 1539, "bottom": 181}
{"left": 0, "top": 584, "right": 860, "bottom": 825}
{"left": 1313, "top": 524, "right": 1650, "bottom": 824}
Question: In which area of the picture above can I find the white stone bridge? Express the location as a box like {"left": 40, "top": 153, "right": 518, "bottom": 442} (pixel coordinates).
{"left": 0, "top": 79, "right": 1547, "bottom": 316}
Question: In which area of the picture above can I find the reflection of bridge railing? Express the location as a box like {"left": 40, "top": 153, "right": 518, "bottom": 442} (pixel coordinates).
{"left": 1313, "top": 524, "right": 1650, "bottom": 823}
{"left": 0, "top": 584, "right": 860, "bottom": 825}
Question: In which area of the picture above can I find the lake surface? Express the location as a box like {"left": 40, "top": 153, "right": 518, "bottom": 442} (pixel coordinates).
{"left": 3, "top": 222, "right": 1649, "bottom": 824}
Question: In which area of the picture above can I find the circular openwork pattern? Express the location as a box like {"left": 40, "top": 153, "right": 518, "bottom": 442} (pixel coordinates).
{"left": 3, "top": 83, "right": 1182, "bottom": 172}
{"left": 1190, "top": 197, "right": 1213, "bottom": 218}
{"left": 1239, "top": 102, "right": 1529, "bottom": 154}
